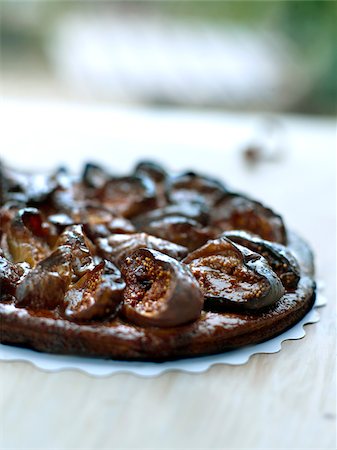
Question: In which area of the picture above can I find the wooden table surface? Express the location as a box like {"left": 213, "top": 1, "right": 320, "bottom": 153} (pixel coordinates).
{"left": 0, "top": 101, "right": 336, "bottom": 449}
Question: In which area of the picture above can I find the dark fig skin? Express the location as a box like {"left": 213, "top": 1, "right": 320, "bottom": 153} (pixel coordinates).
{"left": 133, "top": 202, "right": 210, "bottom": 228}
{"left": 133, "top": 161, "right": 168, "bottom": 207}
{"left": 167, "top": 172, "right": 227, "bottom": 207}
{"left": 20, "top": 208, "right": 48, "bottom": 238}
{"left": 80, "top": 206, "right": 136, "bottom": 240}
{"left": 133, "top": 161, "right": 168, "bottom": 184}
{"left": 82, "top": 163, "right": 110, "bottom": 189}
{"left": 97, "top": 176, "right": 158, "bottom": 218}
{"left": 184, "top": 237, "right": 284, "bottom": 311}
{"left": 120, "top": 248, "right": 204, "bottom": 328}
{"left": 211, "top": 193, "right": 287, "bottom": 244}
{"left": 0, "top": 164, "right": 58, "bottom": 206}
{"left": 0, "top": 162, "right": 9, "bottom": 206}
{"left": 140, "top": 216, "right": 216, "bottom": 251}
{"left": 48, "top": 204, "right": 136, "bottom": 240}
{"left": 97, "top": 232, "right": 188, "bottom": 266}
{"left": 63, "top": 261, "right": 125, "bottom": 322}
{"left": 83, "top": 217, "right": 135, "bottom": 241}
{"left": 15, "top": 245, "right": 75, "bottom": 310}
{"left": 37, "top": 246, "right": 73, "bottom": 286}
{"left": 16, "top": 269, "right": 66, "bottom": 311}
{"left": 223, "top": 230, "right": 300, "bottom": 290}
{"left": 0, "top": 256, "right": 24, "bottom": 297}
{"left": 20, "top": 207, "right": 59, "bottom": 247}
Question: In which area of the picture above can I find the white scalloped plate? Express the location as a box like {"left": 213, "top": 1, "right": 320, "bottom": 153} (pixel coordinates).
{"left": 0, "top": 283, "right": 326, "bottom": 377}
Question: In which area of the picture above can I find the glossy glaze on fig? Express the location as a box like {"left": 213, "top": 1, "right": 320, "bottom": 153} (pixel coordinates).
{"left": 223, "top": 230, "right": 300, "bottom": 290}
{"left": 4, "top": 210, "right": 50, "bottom": 267}
{"left": 133, "top": 160, "right": 168, "bottom": 207}
{"left": 16, "top": 266, "right": 67, "bottom": 310}
{"left": 133, "top": 202, "right": 210, "bottom": 228}
{"left": 184, "top": 237, "right": 284, "bottom": 311}
{"left": 97, "top": 232, "right": 188, "bottom": 265}
{"left": 167, "top": 172, "right": 227, "bottom": 206}
{"left": 97, "top": 176, "right": 158, "bottom": 218}
{"left": 0, "top": 165, "right": 57, "bottom": 206}
{"left": 55, "top": 225, "right": 94, "bottom": 279}
{"left": 140, "top": 216, "right": 216, "bottom": 251}
{"left": 211, "top": 193, "right": 287, "bottom": 244}
{"left": 64, "top": 261, "right": 125, "bottom": 322}
{"left": 120, "top": 248, "right": 204, "bottom": 327}
{"left": 0, "top": 256, "right": 24, "bottom": 297}
{"left": 0, "top": 159, "right": 315, "bottom": 360}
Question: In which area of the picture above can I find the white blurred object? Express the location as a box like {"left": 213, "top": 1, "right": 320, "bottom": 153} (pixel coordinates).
{"left": 47, "top": 15, "right": 310, "bottom": 110}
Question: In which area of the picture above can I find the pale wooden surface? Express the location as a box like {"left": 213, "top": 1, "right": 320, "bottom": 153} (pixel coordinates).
{"left": 0, "top": 101, "right": 336, "bottom": 449}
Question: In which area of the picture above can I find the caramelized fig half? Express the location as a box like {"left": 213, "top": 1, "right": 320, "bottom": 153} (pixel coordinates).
{"left": 5, "top": 210, "right": 50, "bottom": 267}
{"left": 16, "top": 271, "right": 65, "bottom": 310}
{"left": 80, "top": 206, "right": 135, "bottom": 240}
{"left": 97, "top": 232, "right": 188, "bottom": 265}
{"left": 133, "top": 202, "right": 210, "bottom": 228}
{"left": 121, "top": 248, "right": 204, "bottom": 327}
{"left": 167, "top": 172, "right": 227, "bottom": 206}
{"left": 223, "top": 230, "right": 300, "bottom": 290}
{"left": 55, "top": 225, "right": 94, "bottom": 279}
{"left": 211, "top": 193, "right": 287, "bottom": 244}
{"left": 140, "top": 216, "right": 215, "bottom": 251}
{"left": 134, "top": 161, "right": 168, "bottom": 207}
{"left": 63, "top": 261, "right": 125, "bottom": 322}
{"left": 15, "top": 245, "right": 74, "bottom": 310}
{"left": 98, "top": 176, "right": 158, "bottom": 218}
{"left": 20, "top": 207, "right": 49, "bottom": 238}
{"left": 184, "top": 237, "right": 284, "bottom": 311}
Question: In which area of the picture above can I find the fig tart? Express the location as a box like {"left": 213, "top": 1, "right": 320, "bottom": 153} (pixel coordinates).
{"left": 0, "top": 161, "right": 315, "bottom": 360}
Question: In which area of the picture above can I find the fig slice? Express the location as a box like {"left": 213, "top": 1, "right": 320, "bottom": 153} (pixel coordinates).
{"left": 20, "top": 207, "right": 59, "bottom": 247}
{"left": 140, "top": 216, "right": 216, "bottom": 251}
{"left": 63, "top": 261, "right": 125, "bottom": 322}
{"left": 211, "top": 193, "right": 287, "bottom": 244}
{"left": 5, "top": 211, "right": 50, "bottom": 267}
{"left": 97, "top": 232, "right": 188, "bottom": 266}
{"left": 120, "top": 248, "right": 204, "bottom": 327}
{"left": 97, "top": 176, "right": 158, "bottom": 218}
{"left": 167, "top": 172, "right": 227, "bottom": 206}
{"left": 79, "top": 205, "right": 135, "bottom": 240}
{"left": 183, "top": 237, "right": 284, "bottom": 311}
{"left": 223, "top": 230, "right": 300, "bottom": 290}
{"left": 55, "top": 225, "right": 94, "bottom": 279}
{"left": 15, "top": 245, "right": 74, "bottom": 310}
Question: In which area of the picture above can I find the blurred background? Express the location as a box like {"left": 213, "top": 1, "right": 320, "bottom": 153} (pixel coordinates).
{"left": 0, "top": 8, "right": 336, "bottom": 450}
{"left": 1, "top": 0, "right": 336, "bottom": 115}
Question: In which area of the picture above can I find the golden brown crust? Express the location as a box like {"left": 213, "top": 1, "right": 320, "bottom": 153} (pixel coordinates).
{"left": 0, "top": 278, "right": 315, "bottom": 360}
